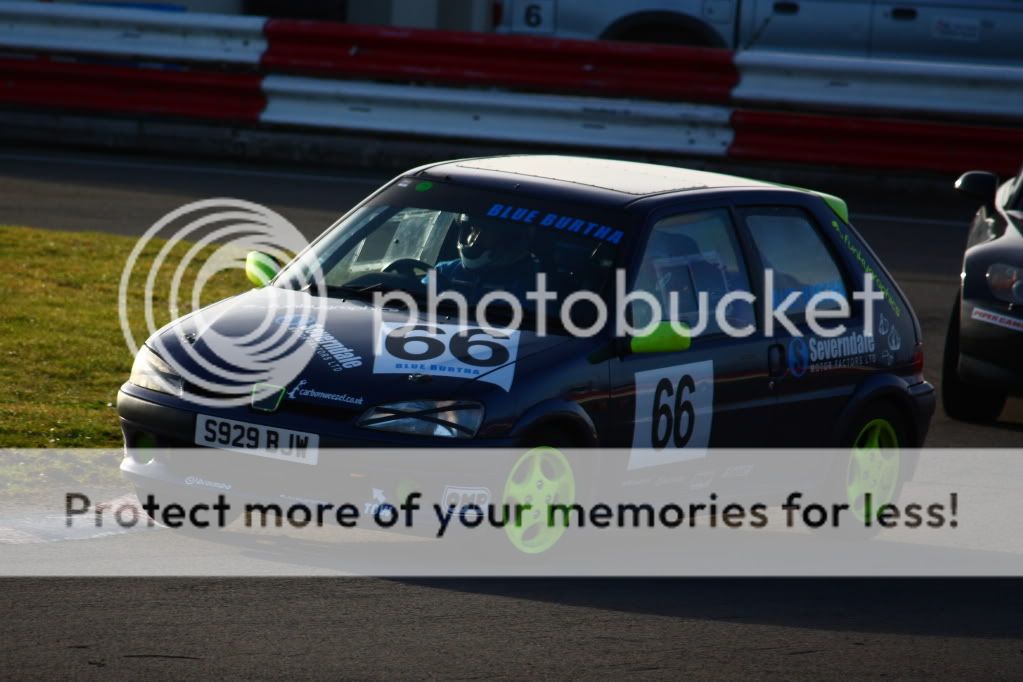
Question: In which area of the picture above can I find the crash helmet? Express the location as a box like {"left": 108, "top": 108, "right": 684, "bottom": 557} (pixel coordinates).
{"left": 455, "top": 213, "right": 529, "bottom": 270}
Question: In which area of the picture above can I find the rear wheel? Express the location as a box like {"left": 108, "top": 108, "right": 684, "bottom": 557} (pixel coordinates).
{"left": 846, "top": 414, "right": 903, "bottom": 522}
{"left": 826, "top": 403, "right": 909, "bottom": 537}
{"left": 942, "top": 296, "right": 1006, "bottom": 422}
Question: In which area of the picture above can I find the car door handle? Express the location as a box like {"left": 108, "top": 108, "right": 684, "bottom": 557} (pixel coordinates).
{"left": 891, "top": 7, "right": 918, "bottom": 20}
{"left": 773, "top": 1, "right": 799, "bottom": 15}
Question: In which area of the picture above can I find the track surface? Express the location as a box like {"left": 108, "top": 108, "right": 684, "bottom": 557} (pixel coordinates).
{"left": 1, "top": 148, "right": 1021, "bottom": 679}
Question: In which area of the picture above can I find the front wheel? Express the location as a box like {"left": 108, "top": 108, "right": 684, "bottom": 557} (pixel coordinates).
{"left": 942, "top": 296, "right": 1006, "bottom": 423}
{"left": 502, "top": 446, "right": 577, "bottom": 555}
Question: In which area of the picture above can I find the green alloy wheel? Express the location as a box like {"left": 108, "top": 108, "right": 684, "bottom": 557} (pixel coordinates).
{"left": 503, "top": 447, "right": 576, "bottom": 555}
{"left": 846, "top": 418, "right": 902, "bottom": 522}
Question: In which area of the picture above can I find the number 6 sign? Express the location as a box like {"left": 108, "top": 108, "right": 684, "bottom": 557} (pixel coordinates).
{"left": 629, "top": 360, "right": 714, "bottom": 470}
{"left": 511, "top": 0, "right": 555, "bottom": 33}
{"left": 374, "top": 321, "right": 521, "bottom": 391}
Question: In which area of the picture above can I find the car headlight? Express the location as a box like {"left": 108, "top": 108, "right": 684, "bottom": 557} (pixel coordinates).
{"left": 357, "top": 400, "right": 484, "bottom": 439}
{"left": 986, "top": 264, "right": 1023, "bottom": 304}
{"left": 129, "top": 346, "right": 183, "bottom": 396}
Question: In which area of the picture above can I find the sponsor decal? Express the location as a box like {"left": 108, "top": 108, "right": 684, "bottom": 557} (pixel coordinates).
{"left": 364, "top": 488, "right": 396, "bottom": 521}
{"left": 251, "top": 383, "right": 285, "bottom": 412}
{"left": 184, "top": 476, "right": 233, "bottom": 491}
{"left": 788, "top": 337, "right": 810, "bottom": 378}
{"left": 286, "top": 379, "right": 364, "bottom": 406}
{"left": 485, "top": 202, "right": 623, "bottom": 246}
{"left": 791, "top": 330, "right": 878, "bottom": 375}
{"left": 373, "top": 322, "right": 521, "bottom": 391}
{"left": 629, "top": 360, "right": 714, "bottom": 470}
{"left": 830, "top": 220, "right": 902, "bottom": 317}
{"left": 971, "top": 307, "right": 1023, "bottom": 334}
{"left": 442, "top": 485, "right": 491, "bottom": 510}
{"left": 276, "top": 315, "right": 364, "bottom": 373}
{"left": 808, "top": 330, "right": 876, "bottom": 367}
{"left": 879, "top": 313, "right": 902, "bottom": 352}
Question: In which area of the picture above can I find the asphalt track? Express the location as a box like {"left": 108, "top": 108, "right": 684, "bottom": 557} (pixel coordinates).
{"left": 1, "top": 147, "right": 1022, "bottom": 679}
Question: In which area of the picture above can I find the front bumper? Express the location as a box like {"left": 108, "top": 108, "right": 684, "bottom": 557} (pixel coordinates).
{"left": 958, "top": 301, "right": 1023, "bottom": 394}
{"left": 117, "top": 387, "right": 518, "bottom": 519}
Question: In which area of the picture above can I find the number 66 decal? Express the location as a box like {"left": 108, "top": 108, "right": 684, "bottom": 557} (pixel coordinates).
{"left": 629, "top": 361, "right": 714, "bottom": 470}
{"left": 374, "top": 321, "right": 521, "bottom": 391}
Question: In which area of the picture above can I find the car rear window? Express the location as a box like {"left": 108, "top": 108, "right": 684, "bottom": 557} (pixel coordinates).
{"left": 743, "top": 207, "right": 848, "bottom": 314}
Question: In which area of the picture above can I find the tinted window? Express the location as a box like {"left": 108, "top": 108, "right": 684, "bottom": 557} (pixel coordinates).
{"left": 632, "top": 209, "right": 754, "bottom": 334}
{"left": 743, "top": 207, "right": 847, "bottom": 315}
{"left": 278, "top": 180, "right": 633, "bottom": 323}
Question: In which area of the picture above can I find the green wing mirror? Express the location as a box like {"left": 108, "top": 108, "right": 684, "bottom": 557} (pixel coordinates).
{"left": 245, "top": 251, "right": 280, "bottom": 287}
{"left": 630, "top": 322, "right": 691, "bottom": 354}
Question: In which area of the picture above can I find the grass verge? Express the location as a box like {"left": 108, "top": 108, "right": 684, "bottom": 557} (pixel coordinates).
{"left": 0, "top": 225, "right": 247, "bottom": 494}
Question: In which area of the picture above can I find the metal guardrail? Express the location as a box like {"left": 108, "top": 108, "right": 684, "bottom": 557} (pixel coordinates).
{"left": 261, "top": 75, "right": 734, "bottom": 156}
{"left": 0, "top": 1, "right": 266, "bottom": 65}
{"left": 262, "top": 20, "right": 738, "bottom": 103}
{"left": 734, "top": 51, "right": 1023, "bottom": 123}
{"left": 0, "top": 56, "right": 264, "bottom": 121}
{"left": 730, "top": 110, "right": 1023, "bottom": 175}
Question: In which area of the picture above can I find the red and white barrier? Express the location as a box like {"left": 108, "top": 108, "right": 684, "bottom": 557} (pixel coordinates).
{"left": 261, "top": 75, "right": 734, "bottom": 156}
{"left": 262, "top": 20, "right": 738, "bottom": 103}
{"left": 0, "top": 1, "right": 1020, "bottom": 175}
{"left": 730, "top": 110, "right": 1023, "bottom": 176}
{"left": 0, "top": 56, "right": 265, "bottom": 121}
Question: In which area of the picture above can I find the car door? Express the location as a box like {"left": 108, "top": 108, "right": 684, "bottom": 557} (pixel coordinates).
{"left": 739, "top": 0, "right": 873, "bottom": 55}
{"left": 871, "top": 1, "right": 1023, "bottom": 65}
{"left": 736, "top": 203, "right": 864, "bottom": 446}
{"left": 609, "top": 205, "right": 778, "bottom": 465}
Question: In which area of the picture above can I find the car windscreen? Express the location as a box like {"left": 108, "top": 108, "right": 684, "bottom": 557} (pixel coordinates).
{"left": 276, "top": 178, "right": 635, "bottom": 321}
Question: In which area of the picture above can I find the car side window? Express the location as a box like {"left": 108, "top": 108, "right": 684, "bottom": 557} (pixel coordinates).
{"left": 742, "top": 206, "right": 848, "bottom": 316}
{"left": 631, "top": 209, "right": 755, "bottom": 334}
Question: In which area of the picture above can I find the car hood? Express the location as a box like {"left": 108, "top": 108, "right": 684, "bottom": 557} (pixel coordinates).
{"left": 150, "top": 287, "right": 573, "bottom": 409}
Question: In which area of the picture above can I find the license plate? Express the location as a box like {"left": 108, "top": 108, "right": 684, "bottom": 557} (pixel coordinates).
{"left": 194, "top": 415, "right": 319, "bottom": 465}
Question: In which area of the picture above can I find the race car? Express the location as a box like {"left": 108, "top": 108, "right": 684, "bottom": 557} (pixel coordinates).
{"left": 118, "top": 156, "right": 933, "bottom": 548}
{"left": 943, "top": 168, "right": 1023, "bottom": 422}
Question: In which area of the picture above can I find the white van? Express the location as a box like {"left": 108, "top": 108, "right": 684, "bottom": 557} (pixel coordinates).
{"left": 494, "top": 0, "right": 1023, "bottom": 65}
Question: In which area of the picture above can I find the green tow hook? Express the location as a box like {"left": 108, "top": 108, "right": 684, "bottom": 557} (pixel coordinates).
{"left": 847, "top": 418, "right": 901, "bottom": 522}
{"left": 503, "top": 447, "right": 576, "bottom": 555}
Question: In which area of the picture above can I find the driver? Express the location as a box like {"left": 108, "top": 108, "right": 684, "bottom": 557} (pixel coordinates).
{"left": 432, "top": 213, "right": 538, "bottom": 296}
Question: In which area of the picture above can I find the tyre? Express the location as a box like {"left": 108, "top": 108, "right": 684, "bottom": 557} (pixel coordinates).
{"left": 614, "top": 27, "right": 706, "bottom": 45}
{"left": 604, "top": 14, "right": 722, "bottom": 47}
{"left": 827, "top": 402, "right": 910, "bottom": 538}
{"left": 501, "top": 445, "right": 577, "bottom": 556}
{"left": 942, "top": 296, "right": 1006, "bottom": 423}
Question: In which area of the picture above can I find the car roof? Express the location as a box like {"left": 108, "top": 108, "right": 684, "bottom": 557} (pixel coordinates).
{"left": 423, "top": 155, "right": 769, "bottom": 196}
{"left": 416, "top": 155, "right": 849, "bottom": 221}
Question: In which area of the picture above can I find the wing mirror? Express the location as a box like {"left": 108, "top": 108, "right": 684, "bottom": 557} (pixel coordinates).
{"left": 629, "top": 322, "right": 692, "bottom": 354}
{"left": 245, "top": 251, "right": 281, "bottom": 287}
{"left": 955, "top": 171, "right": 999, "bottom": 211}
